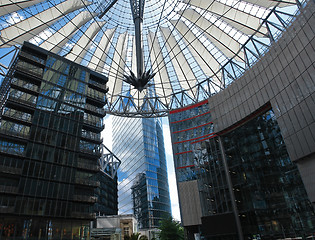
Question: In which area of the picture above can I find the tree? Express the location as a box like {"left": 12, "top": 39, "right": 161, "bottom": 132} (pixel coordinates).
{"left": 158, "top": 217, "right": 184, "bottom": 240}
{"left": 124, "top": 233, "right": 148, "bottom": 240}
{"left": 124, "top": 233, "right": 141, "bottom": 240}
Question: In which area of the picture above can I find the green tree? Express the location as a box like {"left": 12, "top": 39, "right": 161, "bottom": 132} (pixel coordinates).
{"left": 158, "top": 217, "right": 184, "bottom": 240}
{"left": 124, "top": 233, "right": 141, "bottom": 240}
{"left": 139, "top": 235, "right": 148, "bottom": 240}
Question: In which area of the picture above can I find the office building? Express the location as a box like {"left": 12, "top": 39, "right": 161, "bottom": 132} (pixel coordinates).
{"left": 169, "top": 100, "right": 315, "bottom": 239}
{"left": 112, "top": 117, "right": 171, "bottom": 229}
{"left": 0, "top": 42, "right": 113, "bottom": 239}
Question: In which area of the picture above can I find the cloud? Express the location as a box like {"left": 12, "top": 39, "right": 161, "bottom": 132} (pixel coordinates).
{"left": 168, "top": 170, "right": 181, "bottom": 221}
{"left": 7, "top": 12, "right": 24, "bottom": 24}
{"left": 1, "top": 12, "right": 25, "bottom": 28}
{"left": 162, "top": 117, "right": 181, "bottom": 221}
{"left": 29, "top": 28, "right": 55, "bottom": 45}
{"left": 102, "top": 114, "right": 113, "bottom": 150}
{"left": 162, "top": 119, "right": 173, "bottom": 156}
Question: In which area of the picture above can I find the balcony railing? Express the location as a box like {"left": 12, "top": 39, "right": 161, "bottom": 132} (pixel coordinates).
{"left": 84, "top": 104, "right": 106, "bottom": 116}
{"left": 86, "top": 91, "right": 106, "bottom": 104}
{"left": 81, "top": 131, "right": 102, "bottom": 142}
{"left": 0, "top": 128, "right": 30, "bottom": 139}
{"left": 0, "top": 207, "right": 15, "bottom": 214}
{"left": 71, "top": 212, "right": 96, "bottom": 219}
{"left": 0, "top": 185, "right": 19, "bottom": 194}
{"left": 0, "top": 165, "right": 22, "bottom": 175}
{"left": 11, "top": 78, "right": 39, "bottom": 93}
{"left": 89, "top": 79, "right": 108, "bottom": 92}
{"left": 83, "top": 118, "right": 104, "bottom": 129}
{"left": 77, "top": 161, "right": 100, "bottom": 171}
{"left": 73, "top": 195, "right": 98, "bottom": 203}
{"left": 8, "top": 94, "right": 37, "bottom": 107}
{"left": 16, "top": 65, "right": 43, "bottom": 78}
{"left": 0, "top": 146, "right": 24, "bottom": 156}
{"left": 2, "top": 108, "right": 32, "bottom": 123}
{"left": 19, "top": 51, "right": 46, "bottom": 65}
{"left": 75, "top": 178, "right": 100, "bottom": 187}
{"left": 79, "top": 147, "right": 101, "bottom": 156}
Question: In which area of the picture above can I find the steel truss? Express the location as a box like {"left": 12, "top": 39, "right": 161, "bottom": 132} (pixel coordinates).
{"left": 0, "top": 0, "right": 305, "bottom": 117}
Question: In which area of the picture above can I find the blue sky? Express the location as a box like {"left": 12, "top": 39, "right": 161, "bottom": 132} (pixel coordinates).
{"left": 0, "top": 47, "right": 19, "bottom": 83}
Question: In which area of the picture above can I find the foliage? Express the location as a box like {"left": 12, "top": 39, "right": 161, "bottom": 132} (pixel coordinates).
{"left": 124, "top": 233, "right": 141, "bottom": 240}
{"left": 158, "top": 217, "right": 184, "bottom": 240}
{"left": 139, "top": 235, "right": 148, "bottom": 240}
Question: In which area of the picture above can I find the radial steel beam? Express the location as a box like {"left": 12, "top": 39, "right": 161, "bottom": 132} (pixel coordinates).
{"left": 130, "top": 0, "right": 145, "bottom": 78}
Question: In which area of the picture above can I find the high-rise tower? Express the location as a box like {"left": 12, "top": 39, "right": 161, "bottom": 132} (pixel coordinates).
{"left": 112, "top": 116, "right": 171, "bottom": 230}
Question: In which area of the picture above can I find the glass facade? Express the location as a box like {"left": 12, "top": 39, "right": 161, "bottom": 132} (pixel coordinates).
{"left": 0, "top": 43, "right": 116, "bottom": 239}
{"left": 169, "top": 100, "right": 215, "bottom": 184}
{"left": 169, "top": 101, "right": 315, "bottom": 239}
{"left": 221, "top": 109, "right": 315, "bottom": 239}
{"left": 113, "top": 116, "right": 171, "bottom": 229}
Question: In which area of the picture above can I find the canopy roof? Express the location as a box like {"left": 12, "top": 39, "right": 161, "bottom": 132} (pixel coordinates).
{"left": 0, "top": 0, "right": 303, "bottom": 117}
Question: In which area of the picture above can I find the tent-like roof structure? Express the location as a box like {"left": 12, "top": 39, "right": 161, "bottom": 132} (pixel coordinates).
{"left": 0, "top": 0, "right": 304, "bottom": 117}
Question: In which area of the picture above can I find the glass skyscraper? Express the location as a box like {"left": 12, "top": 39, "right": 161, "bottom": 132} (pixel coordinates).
{"left": 112, "top": 116, "right": 171, "bottom": 229}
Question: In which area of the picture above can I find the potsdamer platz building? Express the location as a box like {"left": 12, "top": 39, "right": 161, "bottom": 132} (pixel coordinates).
{"left": 0, "top": 0, "right": 315, "bottom": 239}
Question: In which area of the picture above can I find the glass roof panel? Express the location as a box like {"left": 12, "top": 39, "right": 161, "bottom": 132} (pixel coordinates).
{"left": 0, "top": 0, "right": 304, "bottom": 117}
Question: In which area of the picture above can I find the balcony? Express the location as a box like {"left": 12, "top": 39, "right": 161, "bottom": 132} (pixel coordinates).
{"left": 84, "top": 104, "right": 106, "bottom": 116}
{"left": 8, "top": 94, "right": 36, "bottom": 108}
{"left": 0, "top": 165, "right": 22, "bottom": 175}
{"left": 11, "top": 78, "right": 39, "bottom": 93}
{"left": 81, "top": 131, "right": 102, "bottom": 143}
{"left": 77, "top": 161, "right": 100, "bottom": 172}
{"left": 86, "top": 93, "right": 107, "bottom": 105}
{"left": 71, "top": 212, "right": 96, "bottom": 219}
{"left": 0, "top": 146, "right": 24, "bottom": 156}
{"left": 0, "top": 206, "right": 15, "bottom": 214}
{"left": 79, "top": 147, "right": 101, "bottom": 157}
{"left": 73, "top": 195, "right": 98, "bottom": 203}
{"left": 2, "top": 109, "right": 32, "bottom": 124}
{"left": 83, "top": 118, "right": 104, "bottom": 130}
{"left": 0, "top": 128, "right": 30, "bottom": 140}
{"left": 16, "top": 64, "right": 43, "bottom": 79}
{"left": 19, "top": 51, "right": 46, "bottom": 65}
{"left": 0, "top": 185, "right": 19, "bottom": 194}
{"left": 75, "top": 178, "right": 100, "bottom": 187}
{"left": 88, "top": 79, "right": 108, "bottom": 93}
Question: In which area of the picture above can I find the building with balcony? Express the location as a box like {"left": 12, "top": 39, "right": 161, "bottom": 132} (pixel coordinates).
{"left": 0, "top": 42, "right": 113, "bottom": 239}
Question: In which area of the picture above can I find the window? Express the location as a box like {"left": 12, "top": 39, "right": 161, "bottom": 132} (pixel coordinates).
{"left": 123, "top": 227, "right": 129, "bottom": 236}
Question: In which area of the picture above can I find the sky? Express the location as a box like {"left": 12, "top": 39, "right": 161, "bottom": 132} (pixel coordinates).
{"left": 102, "top": 115, "right": 181, "bottom": 221}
